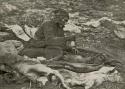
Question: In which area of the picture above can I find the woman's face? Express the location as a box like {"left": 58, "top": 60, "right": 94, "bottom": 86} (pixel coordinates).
{"left": 58, "top": 17, "right": 69, "bottom": 27}
{"left": 50, "top": 12, "right": 69, "bottom": 27}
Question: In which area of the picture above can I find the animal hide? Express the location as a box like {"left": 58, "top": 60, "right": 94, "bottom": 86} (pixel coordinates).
{"left": 59, "top": 66, "right": 123, "bottom": 89}
{"left": 13, "top": 61, "right": 71, "bottom": 89}
{"left": 11, "top": 56, "right": 123, "bottom": 89}
{"left": 44, "top": 61, "right": 103, "bottom": 73}
{"left": 23, "top": 56, "right": 103, "bottom": 73}
{"left": 11, "top": 58, "right": 123, "bottom": 89}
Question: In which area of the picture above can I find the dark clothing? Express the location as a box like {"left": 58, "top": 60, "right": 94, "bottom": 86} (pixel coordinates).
{"left": 35, "top": 21, "right": 66, "bottom": 48}
{"left": 36, "top": 21, "right": 64, "bottom": 40}
{"left": 20, "top": 21, "right": 74, "bottom": 59}
{"left": 23, "top": 39, "right": 46, "bottom": 48}
{"left": 19, "top": 48, "right": 45, "bottom": 58}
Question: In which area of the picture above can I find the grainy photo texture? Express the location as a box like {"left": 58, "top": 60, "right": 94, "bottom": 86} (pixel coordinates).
{"left": 0, "top": 0, "right": 125, "bottom": 89}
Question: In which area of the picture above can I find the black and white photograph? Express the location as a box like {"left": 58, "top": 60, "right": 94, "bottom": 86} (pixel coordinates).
{"left": 0, "top": 0, "right": 125, "bottom": 89}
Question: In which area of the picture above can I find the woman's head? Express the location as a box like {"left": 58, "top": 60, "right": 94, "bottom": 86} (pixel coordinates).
{"left": 50, "top": 9, "right": 69, "bottom": 26}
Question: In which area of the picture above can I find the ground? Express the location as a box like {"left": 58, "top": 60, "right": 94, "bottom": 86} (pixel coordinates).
{"left": 0, "top": 0, "right": 125, "bottom": 89}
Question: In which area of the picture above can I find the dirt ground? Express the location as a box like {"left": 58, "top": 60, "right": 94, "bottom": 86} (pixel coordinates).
{"left": 0, "top": 0, "right": 125, "bottom": 89}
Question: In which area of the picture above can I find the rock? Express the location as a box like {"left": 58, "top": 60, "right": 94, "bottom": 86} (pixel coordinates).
{"left": 0, "top": 41, "right": 18, "bottom": 56}
{"left": 113, "top": 11, "right": 125, "bottom": 21}
{"left": 83, "top": 19, "right": 101, "bottom": 27}
{"left": 100, "top": 20, "right": 118, "bottom": 35}
{"left": 82, "top": 17, "right": 110, "bottom": 28}
{"left": 100, "top": 19, "right": 125, "bottom": 39}
{"left": 0, "top": 40, "right": 23, "bottom": 64}
{"left": 2, "top": 3, "right": 18, "bottom": 12}
{"left": 24, "top": 8, "right": 49, "bottom": 26}
{"left": 5, "top": 40, "right": 24, "bottom": 52}
{"left": 114, "top": 25, "right": 125, "bottom": 39}
{"left": 69, "top": 12, "right": 79, "bottom": 18}
{"left": 64, "top": 20, "right": 81, "bottom": 33}
{"left": 0, "top": 2, "right": 19, "bottom": 16}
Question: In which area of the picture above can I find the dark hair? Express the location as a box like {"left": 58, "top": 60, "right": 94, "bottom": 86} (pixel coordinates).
{"left": 47, "top": 73, "right": 55, "bottom": 82}
{"left": 50, "top": 9, "right": 69, "bottom": 21}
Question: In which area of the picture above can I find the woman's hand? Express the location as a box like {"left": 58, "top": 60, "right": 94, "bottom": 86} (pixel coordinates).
{"left": 65, "top": 34, "right": 76, "bottom": 41}
{"left": 72, "top": 47, "right": 79, "bottom": 54}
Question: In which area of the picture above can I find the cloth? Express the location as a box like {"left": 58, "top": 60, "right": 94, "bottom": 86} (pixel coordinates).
{"left": 19, "top": 48, "right": 45, "bottom": 58}
{"left": 19, "top": 46, "right": 63, "bottom": 60}
{"left": 45, "top": 46, "right": 63, "bottom": 59}
{"left": 6, "top": 24, "right": 31, "bottom": 41}
{"left": 24, "top": 39, "right": 45, "bottom": 48}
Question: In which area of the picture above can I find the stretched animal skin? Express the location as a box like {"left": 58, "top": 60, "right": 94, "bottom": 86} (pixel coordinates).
{"left": 41, "top": 61, "right": 103, "bottom": 73}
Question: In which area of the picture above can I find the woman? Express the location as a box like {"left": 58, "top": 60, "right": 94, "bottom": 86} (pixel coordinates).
{"left": 19, "top": 9, "right": 76, "bottom": 59}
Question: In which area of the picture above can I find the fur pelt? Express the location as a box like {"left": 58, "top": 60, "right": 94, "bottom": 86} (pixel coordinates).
{"left": 13, "top": 61, "right": 71, "bottom": 89}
